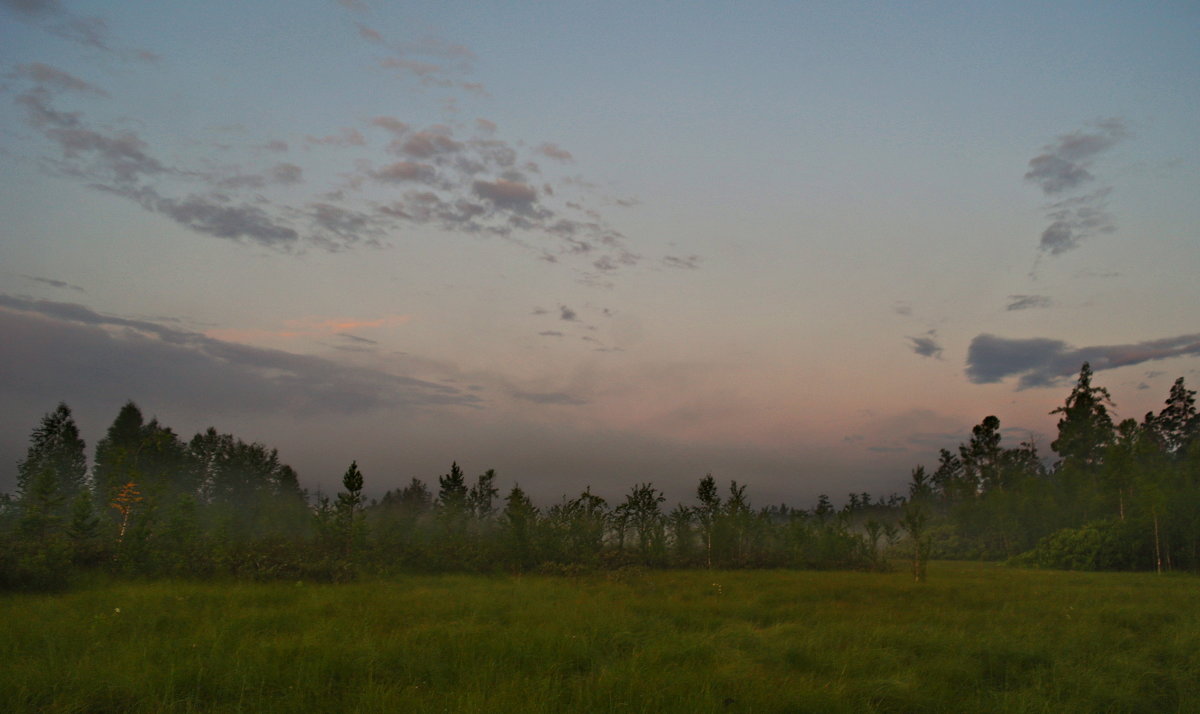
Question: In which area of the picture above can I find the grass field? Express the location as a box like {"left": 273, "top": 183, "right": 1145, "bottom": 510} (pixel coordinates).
{"left": 2, "top": 562, "right": 1198, "bottom": 713}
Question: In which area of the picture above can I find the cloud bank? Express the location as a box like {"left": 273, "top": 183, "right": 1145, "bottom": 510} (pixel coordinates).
{"left": 966, "top": 332, "right": 1200, "bottom": 389}
{"left": 0, "top": 294, "right": 480, "bottom": 414}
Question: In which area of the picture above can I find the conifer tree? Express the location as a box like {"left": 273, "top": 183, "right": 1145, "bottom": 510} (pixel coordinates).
{"left": 1051, "top": 363, "right": 1115, "bottom": 473}
{"left": 336, "top": 461, "right": 365, "bottom": 555}
{"left": 16, "top": 403, "right": 88, "bottom": 529}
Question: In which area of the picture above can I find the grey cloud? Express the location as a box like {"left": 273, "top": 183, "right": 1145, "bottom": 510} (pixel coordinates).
{"left": 559, "top": 305, "right": 577, "bottom": 322}
{"left": 370, "top": 161, "right": 436, "bottom": 184}
{"left": 510, "top": 391, "right": 588, "bottom": 406}
{"left": 356, "top": 23, "right": 382, "bottom": 43}
{"left": 0, "top": 294, "right": 479, "bottom": 414}
{"left": 46, "top": 127, "right": 167, "bottom": 183}
{"left": 1006, "top": 295, "right": 1052, "bottom": 311}
{"left": 907, "top": 331, "right": 943, "bottom": 359}
{"left": 371, "top": 116, "right": 409, "bottom": 137}
{"left": 2, "top": 0, "right": 113, "bottom": 52}
{"left": 270, "top": 163, "right": 303, "bottom": 184}
{"left": 13, "top": 63, "right": 106, "bottom": 95}
{"left": 538, "top": 331, "right": 564, "bottom": 337}
{"left": 338, "top": 333, "right": 378, "bottom": 345}
{"left": 16, "top": 87, "right": 83, "bottom": 129}
{"left": 1025, "top": 121, "right": 1127, "bottom": 195}
{"left": 380, "top": 58, "right": 453, "bottom": 87}
{"left": 1026, "top": 121, "right": 1127, "bottom": 256}
{"left": 399, "top": 131, "right": 463, "bottom": 159}
{"left": 148, "top": 192, "right": 300, "bottom": 247}
{"left": 472, "top": 178, "right": 537, "bottom": 211}
{"left": 308, "top": 202, "right": 381, "bottom": 247}
{"left": 22, "top": 275, "right": 85, "bottom": 292}
{"left": 966, "top": 332, "right": 1200, "bottom": 389}
{"left": 8, "top": 46, "right": 634, "bottom": 270}
{"left": 216, "top": 162, "right": 303, "bottom": 189}
{"left": 1038, "top": 188, "right": 1115, "bottom": 255}
{"left": 536, "top": 143, "right": 573, "bottom": 161}
{"left": 662, "top": 255, "right": 701, "bottom": 270}
{"left": 304, "top": 128, "right": 366, "bottom": 147}
{"left": 1, "top": 0, "right": 60, "bottom": 16}
{"left": 153, "top": 196, "right": 289, "bottom": 244}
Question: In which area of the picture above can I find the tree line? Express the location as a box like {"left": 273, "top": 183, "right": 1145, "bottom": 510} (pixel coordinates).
{"left": 3, "top": 362, "right": 1198, "bottom": 589}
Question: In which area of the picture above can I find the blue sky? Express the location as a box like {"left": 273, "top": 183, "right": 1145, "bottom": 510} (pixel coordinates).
{"left": 2, "top": 0, "right": 1198, "bottom": 505}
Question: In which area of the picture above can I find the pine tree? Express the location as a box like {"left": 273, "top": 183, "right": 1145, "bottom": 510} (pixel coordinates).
{"left": 16, "top": 403, "right": 88, "bottom": 528}
{"left": 500, "top": 485, "right": 539, "bottom": 570}
{"left": 1153, "top": 377, "right": 1199, "bottom": 456}
{"left": 336, "top": 461, "right": 365, "bottom": 555}
{"left": 1051, "top": 362, "right": 1115, "bottom": 473}
{"left": 93, "top": 401, "right": 145, "bottom": 505}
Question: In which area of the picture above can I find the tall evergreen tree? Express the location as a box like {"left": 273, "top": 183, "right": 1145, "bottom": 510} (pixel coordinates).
{"left": 16, "top": 403, "right": 88, "bottom": 526}
{"left": 960, "top": 416, "right": 1002, "bottom": 494}
{"left": 500, "top": 484, "right": 539, "bottom": 570}
{"left": 336, "top": 460, "right": 365, "bottom": 555}
{"left": 1051, "top": 363, "right": 1115, "bottom": 473}
{"left": 1152, "top": 377, "right": 1199, "bottom": 456}
{"left": 93, "top": 401, "right": 145, "bottom": 505}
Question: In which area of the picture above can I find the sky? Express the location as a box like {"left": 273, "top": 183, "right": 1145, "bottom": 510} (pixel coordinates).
{"left": 2, "top": 0, "right": 1198, "bottom": 507}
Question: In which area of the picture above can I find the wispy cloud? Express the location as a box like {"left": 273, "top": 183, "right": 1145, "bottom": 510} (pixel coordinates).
{"left": 1025, "top": 120, "right": 1128, "bottom": 256}
{"left": 662, "top": 255, "right": 701, "bottom": 270}
{"left": 5, "top": 16, "right": 639, "bottom": 275}
{"left": 965, "top": 332, "right": 1200, "bottom": 389}
{"left": 1005, "top": 294, "right": 1053, "bottom": 311}
{"left": 21, "top": 274, "right": 85, "bottom": 292}
{"left": 510, "top": 390, "right": 588, "bottom": 406}
{"left": 1, "top": 0, "right": 155, "bottom": 60}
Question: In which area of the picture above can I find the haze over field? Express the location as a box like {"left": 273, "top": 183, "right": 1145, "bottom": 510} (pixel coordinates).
{"left": 2, "top": 0, "right": 1198, "bottom": 504}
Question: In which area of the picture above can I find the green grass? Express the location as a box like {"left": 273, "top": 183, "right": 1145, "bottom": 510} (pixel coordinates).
{"left": 2, "top": 562, "right": 1198, "bottom": 712}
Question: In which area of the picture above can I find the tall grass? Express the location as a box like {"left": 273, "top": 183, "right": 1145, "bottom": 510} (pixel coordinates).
{"left": 2, "top": 563, "right": 1197, "bottom": 712}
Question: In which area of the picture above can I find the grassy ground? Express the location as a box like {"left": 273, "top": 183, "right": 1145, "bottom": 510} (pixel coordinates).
{"left": 2, "top": 562, "right": 1197, "bottom": 713}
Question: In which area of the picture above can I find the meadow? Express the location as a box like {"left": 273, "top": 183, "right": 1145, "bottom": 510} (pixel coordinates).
{"left": 2, "top": 562, "right": 1197, "bottom": 713}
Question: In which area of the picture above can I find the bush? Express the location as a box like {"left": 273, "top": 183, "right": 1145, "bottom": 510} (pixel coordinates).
{"left": 1012, "top": 518, "right": 1154, "bottom": 571}
{"left": 0, "top": 537, "right": 74, "bottom": 591}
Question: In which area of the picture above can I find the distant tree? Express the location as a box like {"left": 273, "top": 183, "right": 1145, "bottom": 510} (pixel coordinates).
{"left": 468, "top": 469, "right": 500, "bottom": 522}
{"left": 908, "top": 465, "right": 933, "bottom": 502}
{"left": 93, "top": 401, "right": 146, "bottom": 506}
{"left": 617, "top": 483, "right": 666, "bottom": 564}
{"left": 17, "top": 403, "right": 88, "bottom": 512}
{"left": 930, "top": 448, "right": 967, "bottom": 503}
{"left": 724, "top": 481, "right": 753, "bottom": 565}
{"left": 960, "top": 416, "right": 1002, "bottom": 494}
{"left": 500, "top": 485, "right": 539, "bottom": 570}
{"left": 694, "top": 474, "right": 722, "bottom": 568}
{"left": 667, "top": 504, "right": 695, "bottom": 564}
{"left": 1151, "top": 377, "right": 1199, "bottom": 457}
{"left": 336, "top": 461, "right": 365, "bottom": 555}
{"left": 437, "top": 462, "right": 469, "bottom": 516}
{"left": 901, "top": 467, "right": 934, "bottom": 582}
{"left": 544, "top": 487, "right": 608, "bottom": 564}
{"left": 1051, "top": 363, "right": 1115, "bottom": 473}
